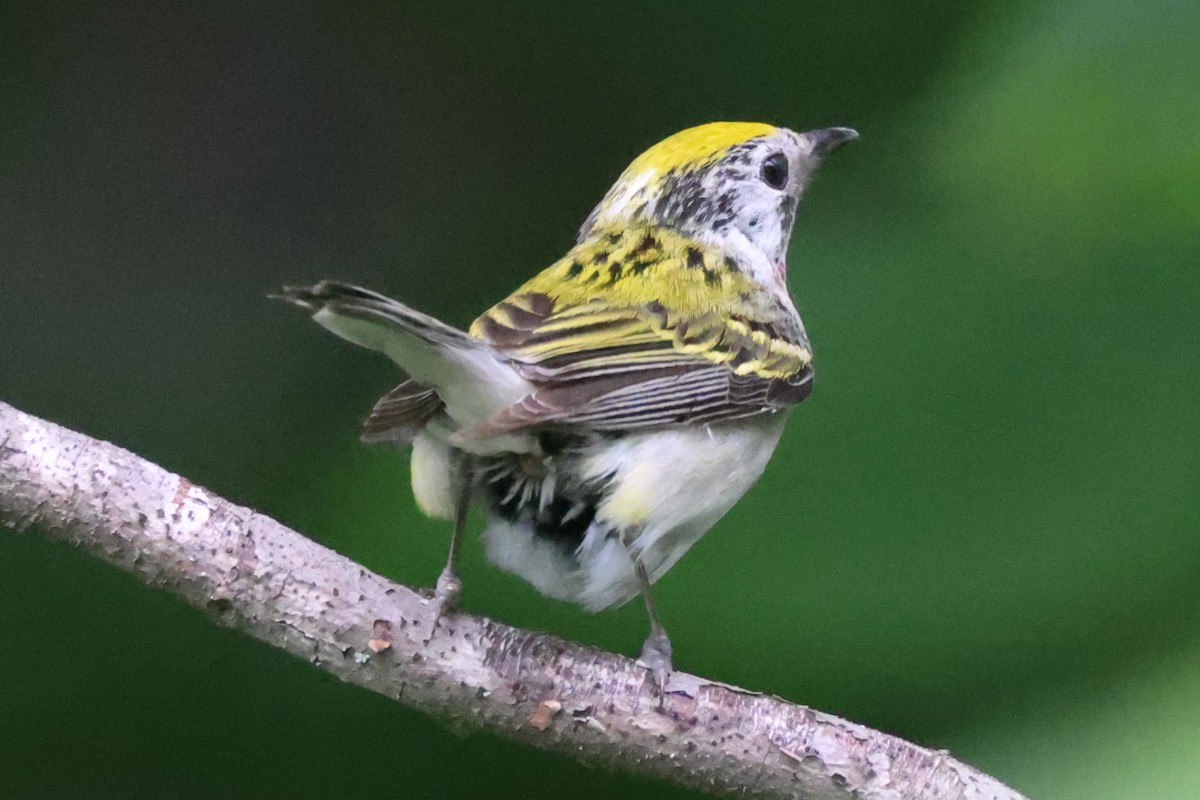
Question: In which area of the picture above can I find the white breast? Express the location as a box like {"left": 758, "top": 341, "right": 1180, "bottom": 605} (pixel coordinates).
{"left": 571, "top": 414, "right": 789, "bottom": 610}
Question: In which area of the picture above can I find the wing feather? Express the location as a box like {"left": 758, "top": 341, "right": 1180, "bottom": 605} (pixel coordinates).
{"left": 360, "top": 379, "right": 444, "bottom": 445}
{"left": 464, "top": 225, "right": 815, "bottom": 437}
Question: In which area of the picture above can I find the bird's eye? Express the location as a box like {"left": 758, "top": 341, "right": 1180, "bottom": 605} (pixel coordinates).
{"left": 760, "top": 153, "right": 789, "bottom": 190}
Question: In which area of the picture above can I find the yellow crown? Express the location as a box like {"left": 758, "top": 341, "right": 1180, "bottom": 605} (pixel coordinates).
{"left": 623, "top": 122, "right": 777, "bottom": 176}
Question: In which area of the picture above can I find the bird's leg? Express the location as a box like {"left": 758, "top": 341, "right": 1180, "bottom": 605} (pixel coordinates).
{"left": 625, "top": 535, "right": 673, "bottom": 699}
{"left": 431, "top": 455, "right": 472, "bottom": 624}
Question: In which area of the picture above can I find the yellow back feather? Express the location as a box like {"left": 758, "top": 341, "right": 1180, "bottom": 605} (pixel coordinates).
{"left": 471, "top": 224, "right": 810, "bottom": 382}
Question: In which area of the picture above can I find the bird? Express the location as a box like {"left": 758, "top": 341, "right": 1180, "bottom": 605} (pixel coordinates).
{"left": 277, "top": 121, "right": 857, "bottom": 689}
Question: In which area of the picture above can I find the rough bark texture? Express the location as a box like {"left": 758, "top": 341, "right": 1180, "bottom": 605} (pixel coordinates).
{"left": 0, "top": 400, "right": 1028, "bottom": 800}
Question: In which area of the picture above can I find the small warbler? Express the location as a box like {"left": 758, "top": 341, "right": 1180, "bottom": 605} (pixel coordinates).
{"left": 280, "top": 121, "right": 856, "bottom": 687}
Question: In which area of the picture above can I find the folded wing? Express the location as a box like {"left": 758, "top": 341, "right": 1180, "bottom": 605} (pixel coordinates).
{"left": 466, "top": 228, "right": 815, "bottom": 438}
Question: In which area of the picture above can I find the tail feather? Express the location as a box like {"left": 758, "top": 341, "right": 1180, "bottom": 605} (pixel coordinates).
{"left": 276, "top": 281, "right": 531, "bottom": 428}
{"left": 360, "top": 378, "right": 443, "bottom": 445}
{"left": 277, "top": 281, "right": 476, "bottom": 351}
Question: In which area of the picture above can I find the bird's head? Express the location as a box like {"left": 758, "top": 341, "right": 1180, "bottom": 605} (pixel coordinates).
{"left": 580, "top": 122, "right": 857, "bottom": 266}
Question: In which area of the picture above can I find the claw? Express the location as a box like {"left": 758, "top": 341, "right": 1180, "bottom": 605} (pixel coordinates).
{"left": 636, "top": 623, "right": 674, "bottom": 704}
{"left": 429, "top": 567, "right": 462, "bottom": 627}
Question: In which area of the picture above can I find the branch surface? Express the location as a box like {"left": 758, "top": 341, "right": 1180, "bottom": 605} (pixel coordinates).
{"left": 0, "top": 400, "right": 1027, "bottom": 800}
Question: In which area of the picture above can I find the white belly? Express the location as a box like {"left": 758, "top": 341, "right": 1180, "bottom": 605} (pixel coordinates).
{"left": 571, "top": 413, "right": 789, "bottom": 610}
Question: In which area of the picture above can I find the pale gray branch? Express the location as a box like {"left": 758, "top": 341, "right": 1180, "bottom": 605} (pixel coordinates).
{"left": 0, "top": 400, "right": 1027, "bottom": 800}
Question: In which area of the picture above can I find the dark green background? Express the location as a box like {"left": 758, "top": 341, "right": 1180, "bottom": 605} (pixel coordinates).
{"left": 2, "top": 2, "right": 1198, "bottom": 797}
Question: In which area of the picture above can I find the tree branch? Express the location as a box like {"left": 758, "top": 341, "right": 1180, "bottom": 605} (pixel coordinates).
{"left": 0, "top": 400, "right": 1026, "bottom": 800}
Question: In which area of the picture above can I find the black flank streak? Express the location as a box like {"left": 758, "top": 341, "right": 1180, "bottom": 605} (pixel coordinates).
{"left": 538, "top": 432, "right": 574, "bottom": 456}
{"left": 704, "top": 269, "right": 721, "bottom": 287}
{"left": 592, "top": 251, "right": 609, "bottom": 265}
{"left": 724, "top": 256, "right": 741, "bottom": 274}
{"left": 537, "top": 497, "right": 596, "bottom": 550}
{"left": 482, "top": 441, "right": 611, "bottom": 557}
{"left": 607, "top": 263, "right": 623, "bottom": 283}
{"left": 567, "top": 261, "right": 584, "bottom": 278}
{"left": 686, "top": 247, "right": 704, "bottom": 269}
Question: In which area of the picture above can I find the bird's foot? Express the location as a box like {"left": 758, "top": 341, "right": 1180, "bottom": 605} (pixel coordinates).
{"left": 427, "top": 567, "right": 462, "bottom": 631}
{"left": 636, "top": 625, "right": 674, "bottom": 704}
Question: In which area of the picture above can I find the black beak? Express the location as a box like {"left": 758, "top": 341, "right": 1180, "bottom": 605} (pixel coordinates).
{"left": 804, "top": 127, "right": 859, "bottom": 158}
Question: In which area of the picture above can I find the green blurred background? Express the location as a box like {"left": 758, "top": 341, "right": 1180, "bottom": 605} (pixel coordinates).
{"left": 2, "top": 1, "right": 1198, "bottom": 797}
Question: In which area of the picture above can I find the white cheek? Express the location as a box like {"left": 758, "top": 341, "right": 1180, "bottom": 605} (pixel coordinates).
{"left": 755, "top": 221, "right": 783, "bottom": 257}
{"left": 741, "top": 201, "right": 784, "bottom": 259}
